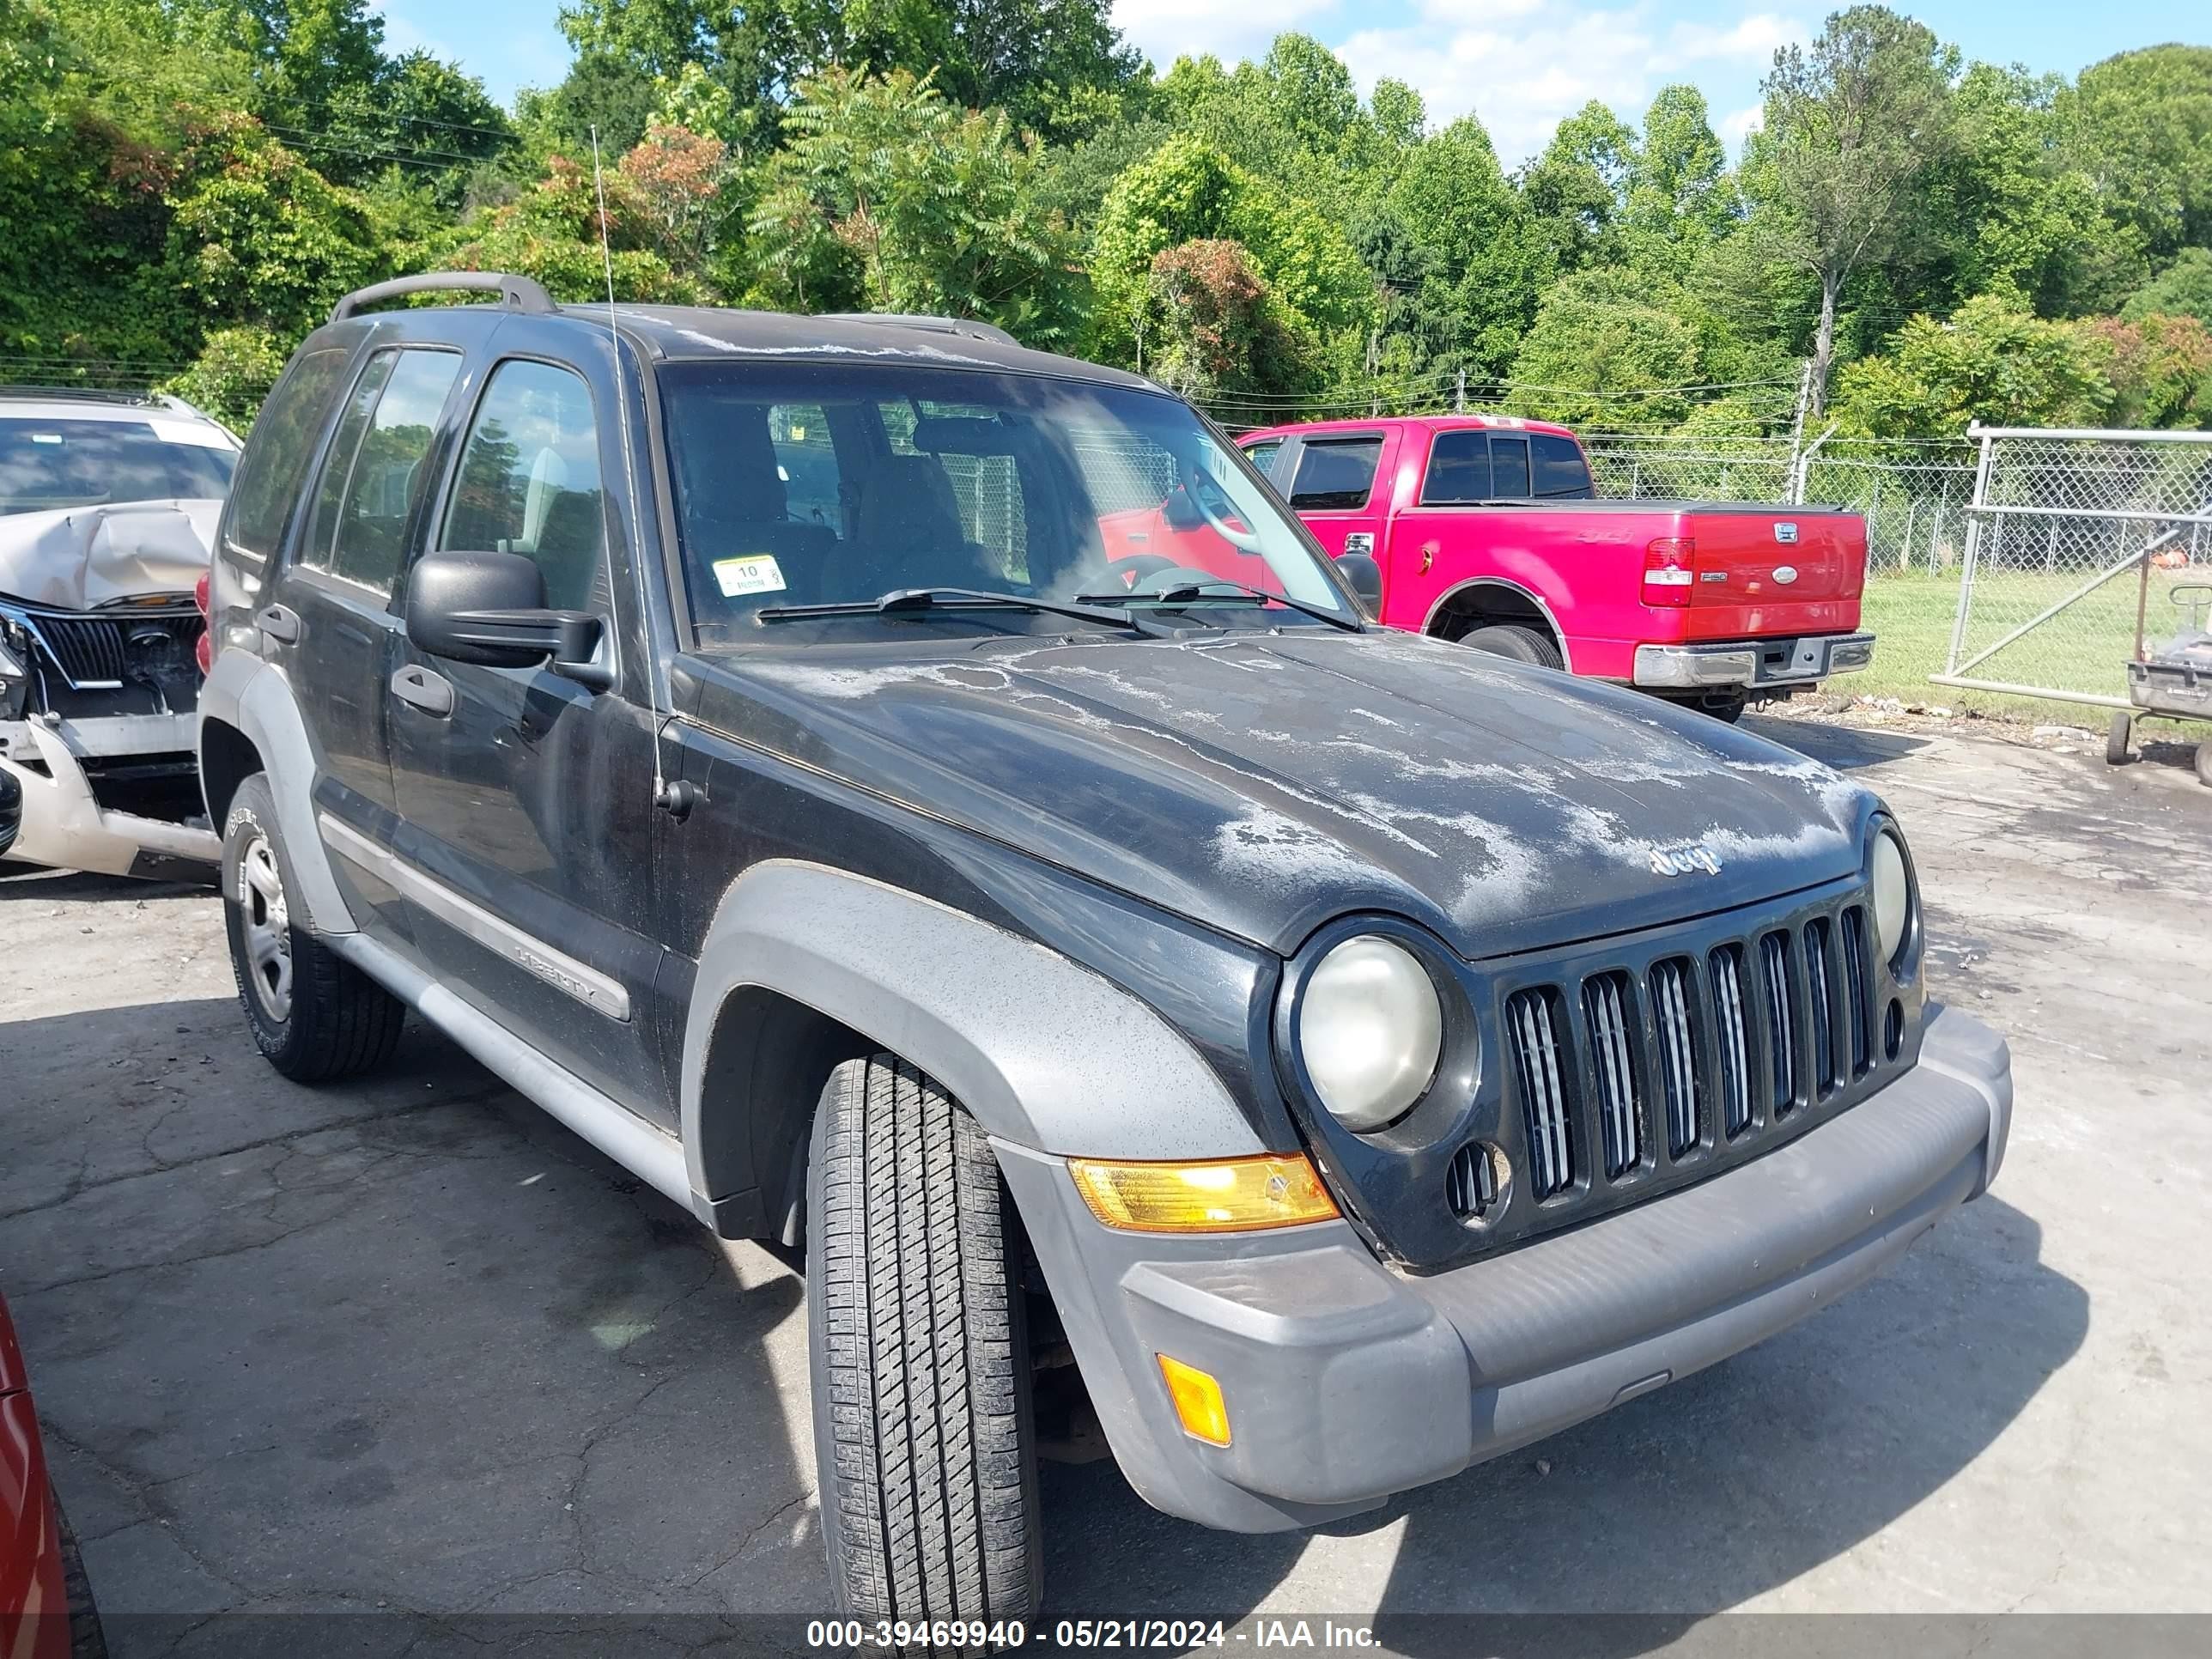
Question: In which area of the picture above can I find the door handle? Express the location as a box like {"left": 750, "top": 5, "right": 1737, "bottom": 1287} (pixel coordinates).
{"left": 255, "top": 604, "right": 301, "bottom": 645}
{"left": 390, "top": 665, "right": 454, "bottom": 718}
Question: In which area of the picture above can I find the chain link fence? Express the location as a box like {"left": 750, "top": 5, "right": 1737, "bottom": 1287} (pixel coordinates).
{"left": 1935, "top": 425, "right": 2212, "bottom": 708}
{"left": 1580, "top": 434, "right": 1979, "bottom": 575}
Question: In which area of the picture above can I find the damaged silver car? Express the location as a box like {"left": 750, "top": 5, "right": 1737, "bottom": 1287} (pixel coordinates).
{"left": 0, "top": 389, "right": 236, "bottom": 878}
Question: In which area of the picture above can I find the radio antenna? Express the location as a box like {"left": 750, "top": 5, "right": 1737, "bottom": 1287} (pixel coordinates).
{"left": 589, "top": 126, "right": 681, "bottom": 816}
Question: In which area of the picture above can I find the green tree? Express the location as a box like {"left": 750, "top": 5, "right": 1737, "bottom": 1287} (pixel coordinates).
{"left": 1142, "top": 240, "right": 1308, "bottom": 398}
{"left": 161, "top": 323, "right": 288, "bottom": 427}
{"left": 2063, "top": 45, "right": 2212, "bottom": 260}
{"left": 1625, "top": 86, "right": 1729, "bottom": 254}
{"left": 1830, "top": 292, "right": 2112, "bottom": 436}
{"left": 748, "top": 68, "right": 1083, "bottom": 344}
{"left": 2122, "top": 248, "right": 2212, "bottom": 330}
{"left": 1506, "top": 270, "right": 1704, "bottom": 428}
{"left": 1089, "top": 134, "right": 1375, "bottom": 369}
{"left": 1752, "top": 5, "right": 1959, "bottom": 413}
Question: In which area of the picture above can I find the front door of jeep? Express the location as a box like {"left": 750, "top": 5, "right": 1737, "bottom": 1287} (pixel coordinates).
{"left": 384, "top": 353, "right": 670, "bottom": 1115}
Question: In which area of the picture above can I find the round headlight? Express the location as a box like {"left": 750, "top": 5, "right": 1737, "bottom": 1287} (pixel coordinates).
{"left": 1297, "top": 935, "right": 1443, "bottom": 1131}
{"left": 1871, "top": 827, "right": 1912, "bottom": 968}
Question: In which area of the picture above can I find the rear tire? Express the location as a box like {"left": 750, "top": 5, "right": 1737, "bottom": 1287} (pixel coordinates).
{"left": 2196, "top": 741, "right": 2212, "bottom": 787}
{"left": 1459, "top": 623, "right": 1565, "bottom": 670}
{"left": 221, "top": 774, "right": 404, "bottom": 1083}
{"left": 807, "top": 1054, "right": 1042, "bottom": 1629}
{"left": 2106, "top": 710, "right": 2133, "bottom": 766}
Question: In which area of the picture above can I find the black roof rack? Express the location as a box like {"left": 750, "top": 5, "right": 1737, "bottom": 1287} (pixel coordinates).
{"left": 817, "top": 313, "right": 1019, "bottom": 348}
{"left": 331, "top": 271, "right": 557, "bottom": 324}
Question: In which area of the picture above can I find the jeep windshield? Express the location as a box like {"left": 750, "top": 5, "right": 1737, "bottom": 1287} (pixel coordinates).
{"left": 658, "top": 361, "right": 1359, "bottom": 642}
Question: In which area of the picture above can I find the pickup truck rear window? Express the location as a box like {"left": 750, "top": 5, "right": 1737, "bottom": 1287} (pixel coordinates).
{"left": 1286, "top": 438, "right": 1382, "bottom": 510}
{"left": 1533, "top": 432, "right": 1595, "bottom": 498}
{"left": 1420, "top": 430, "right": 1492, "bottom": 504}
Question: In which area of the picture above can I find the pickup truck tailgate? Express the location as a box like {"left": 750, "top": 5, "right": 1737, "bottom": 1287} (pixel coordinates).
{"left": 1686, "top": 507, "right": 1864, "bottom": 639}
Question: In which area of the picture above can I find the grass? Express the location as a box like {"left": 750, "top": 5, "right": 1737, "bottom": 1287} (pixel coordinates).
{"left": 1846, "top": 563, "right": 2209, "bottom": 734}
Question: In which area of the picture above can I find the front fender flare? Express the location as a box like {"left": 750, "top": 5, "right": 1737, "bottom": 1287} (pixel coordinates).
{"left": 680, "top": 860, "right": 1266, "bottom": 1208}
{"left": 198, "top": 649, "right": 356, "bottom": 934}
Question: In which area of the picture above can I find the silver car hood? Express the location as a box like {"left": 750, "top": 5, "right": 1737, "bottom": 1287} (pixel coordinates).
{"left": 0, "top": 499, "right": 220, "bottom": 610}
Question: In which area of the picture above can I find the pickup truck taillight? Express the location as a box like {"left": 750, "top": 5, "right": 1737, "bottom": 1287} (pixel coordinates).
{"left": 1642, "top": 538, "right": 1696, "bottom": 608}
{"left": 194, "top": 569, "right": 212, "bottom": 676}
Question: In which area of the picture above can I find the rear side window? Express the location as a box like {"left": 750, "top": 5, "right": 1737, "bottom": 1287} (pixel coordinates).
{"left": 223, "top": 345, "right": 352, "bottom": 561}
{"left": 1286, "top": 437, "right": 1383, "bottom": 510}
{"left": 1533, "top": 433, "right": 1593, "bottom": 498}
{"left": 1490, "top": 434, "right": 1531, "bottom": 498}
{"left": 1242, "top": 438, "right": 1284, "bottom": 478}
{"left": 441, "top": 360, "right": 605, "bottom": 613}
{"left": 300, "top": 349, "right": 461, "bottom": 595}
{"left": 1420, "top": 430, "right": 1492, "bottom": 505}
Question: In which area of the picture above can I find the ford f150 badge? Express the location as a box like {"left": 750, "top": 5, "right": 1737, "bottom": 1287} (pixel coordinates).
{"left": 1650, "top": 845, "right": 1723, "bottom": 877}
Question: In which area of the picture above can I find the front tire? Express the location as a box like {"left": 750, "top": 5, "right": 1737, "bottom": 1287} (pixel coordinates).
{"left": 221, "top": 775, "right": 404, "bottom": 1083}
{"left": 807, "top": 1054, "right": 1042, "bottom": 1627}
{"left": 2107, "top": 710, "right": 2133, "bottom": 765}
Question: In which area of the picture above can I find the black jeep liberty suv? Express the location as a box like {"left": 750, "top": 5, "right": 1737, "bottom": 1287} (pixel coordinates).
{"left": 201, "top": 273, "right": 2012, "bottom": 1625}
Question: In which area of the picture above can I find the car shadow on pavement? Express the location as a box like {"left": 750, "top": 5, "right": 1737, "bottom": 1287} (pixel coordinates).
{"left": 0, "top": 866, "right": 209, "bottom": 902}
{"left": 1741, "top": 713, "right": 1930, "bottom": 773}
{"left": 1041, "top": 1190, "right": 2084, "bottom": 1649}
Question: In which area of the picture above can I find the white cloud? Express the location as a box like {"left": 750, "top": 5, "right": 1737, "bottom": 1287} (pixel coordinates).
{"left": 1721, "top": 100, "right": 1765, "bottom": 146}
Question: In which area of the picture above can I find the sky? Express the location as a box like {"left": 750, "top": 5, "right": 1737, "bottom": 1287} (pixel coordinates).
{"left": 377, "top": 1, "right": 2209, "bottom": 167}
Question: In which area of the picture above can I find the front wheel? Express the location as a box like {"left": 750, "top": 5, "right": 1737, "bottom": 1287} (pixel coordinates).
{"left": 807, "top": 1054, "right": 1042, "bottom": 1627}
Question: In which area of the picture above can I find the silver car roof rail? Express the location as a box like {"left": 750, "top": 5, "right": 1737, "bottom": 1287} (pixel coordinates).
{"left": 331, "top": 271, "right": 557, "bottom": 324}
{"left": 817, "top": 313, "right": 1019, "bottom": 348}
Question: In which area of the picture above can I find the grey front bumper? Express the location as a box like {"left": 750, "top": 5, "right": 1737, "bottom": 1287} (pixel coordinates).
{"left": 997, "top": 1003, "right": 2009, "bottom": 1534}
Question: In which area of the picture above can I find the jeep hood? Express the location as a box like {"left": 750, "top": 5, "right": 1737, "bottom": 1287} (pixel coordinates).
{"left": 0, "top": 500, "right": 218, "bottom": 611}
{"left": 687, "top": 629, "right": 1875, "bottom": 958}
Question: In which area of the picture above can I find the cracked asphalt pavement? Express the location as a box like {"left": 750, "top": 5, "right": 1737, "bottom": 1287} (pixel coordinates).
{"left": 3, "top": 713, "right": 2209, "bottom": 1653}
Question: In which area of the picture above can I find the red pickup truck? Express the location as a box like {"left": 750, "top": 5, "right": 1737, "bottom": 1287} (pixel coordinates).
{"left": 1218, "top": 415, "right": 1873, "bottom": 720}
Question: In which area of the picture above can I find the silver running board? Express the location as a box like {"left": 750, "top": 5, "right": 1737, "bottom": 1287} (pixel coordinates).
{"left": 330, "top": 931, "right": 696, "bottom": 1218}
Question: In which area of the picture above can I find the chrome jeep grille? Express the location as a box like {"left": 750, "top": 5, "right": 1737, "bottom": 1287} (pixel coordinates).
{"left": 1505, "top": 988, "right": 1573, "bottom": 1200}
{"left": 1499, "top": 898, "right": 1880, "bottom": 1210}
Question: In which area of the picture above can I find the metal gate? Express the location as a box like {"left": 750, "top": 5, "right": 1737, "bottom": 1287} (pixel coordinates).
{"left": 1936, "top": 424, "right": 2212, "bottom": 708}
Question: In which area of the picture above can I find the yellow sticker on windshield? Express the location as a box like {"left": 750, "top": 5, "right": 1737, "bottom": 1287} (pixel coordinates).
{"left": 713, "top": 556, "right": 787, "bottom": 597}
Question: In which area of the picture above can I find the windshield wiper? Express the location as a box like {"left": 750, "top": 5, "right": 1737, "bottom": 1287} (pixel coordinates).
{"left": 757, "top": 586, "right": 1175, "bottom": 637}
{"left": 1073, "top": 578, "right": 1363, "bottom": 633}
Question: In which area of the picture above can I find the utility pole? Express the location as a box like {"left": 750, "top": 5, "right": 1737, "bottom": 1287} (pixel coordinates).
{"left": 1367, "top": 326, "right": 1381, "bottom": 416}
{"left": 1455, "top": 368, "right": 1466, "bottom": 414}
{"left": 1785, "top": 358, "right": 1813, "bottom": 488}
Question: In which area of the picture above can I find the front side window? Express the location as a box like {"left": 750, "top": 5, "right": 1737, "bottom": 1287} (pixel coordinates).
{"left": 1533, "top": 432, "right": 1594, "bottom": 499}
{"left": 300, "top": 349, "right": 461, "bottom": 594}
{"left": 1285, "top": 437, "right": 1384, "bottom": 510}
{"left": 0, "top": 416, "right": 237, "bottom": 518}
{"left": 441, "top": 360, "right": 605, "bottom": 613}
{"left": 1420, "top": 430, "right": 1493, "bottom": 505}
{"left": 658, "top": 362, "right": 1357, "bottom": 641}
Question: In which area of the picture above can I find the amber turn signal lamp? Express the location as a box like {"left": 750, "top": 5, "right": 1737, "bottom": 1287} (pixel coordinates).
{"left": 1067, "top": 1153, "right": 1338, "bottom": 1234}
{"left": 1157, "top": 1355, "right": 1231, "bottom": 1447}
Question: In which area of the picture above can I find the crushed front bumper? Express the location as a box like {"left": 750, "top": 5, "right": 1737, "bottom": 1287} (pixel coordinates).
{"left": 999, "top": 1003, "right": 2009, "bottom": 1533}
{"left": 1635, "top": 632, "right": 1875, "bottom": 690}
{"left": 0, "top": 718, "right": 218, "bottom": 878}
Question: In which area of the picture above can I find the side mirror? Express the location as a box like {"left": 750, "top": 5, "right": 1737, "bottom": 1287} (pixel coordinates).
{"left": 1335, "top": 552, "right": 1383, "bottom": 612}
{"left": 405, "top": 550, "right": 603, "bottom": 681}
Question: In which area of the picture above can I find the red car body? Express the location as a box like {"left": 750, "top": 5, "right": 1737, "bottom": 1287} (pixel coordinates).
{"left": 2, "top": 1292, "right": 74, "bottom": 1659}
{"left": 1167, "top": 415, "right": 1874, "bottom": 712}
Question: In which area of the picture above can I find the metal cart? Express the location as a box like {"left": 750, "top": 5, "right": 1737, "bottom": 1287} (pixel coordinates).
{"left": 2107, "top": 582, "right": 2212, "bottom": 786}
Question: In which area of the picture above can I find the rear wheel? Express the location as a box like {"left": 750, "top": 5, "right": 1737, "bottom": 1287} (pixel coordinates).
{"left": 807, "top": 1054, "right": 1042, "bottom": 1629}
{"left": 222, "top": 774, "right": 404, "bottom": 1083}
{"left": 1459, "top": 623, "right": 1564, "bottom": 670}
{"left": 2106, "top": 710, "right": 2133, "bottom": 766}
{"left": 2196, "top": 741, "right": 2212, "bottom": 787}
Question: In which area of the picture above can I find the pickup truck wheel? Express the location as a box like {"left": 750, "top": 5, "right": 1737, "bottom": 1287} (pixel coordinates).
{"left": 221, "top": 775, "right": 404, "bottom": 1083}
{"left": 1459, "top": 623, "right": 1564, "bottom": 671}
{"left": 807, "top": 1054, "right": 1042, "bottom": 1629}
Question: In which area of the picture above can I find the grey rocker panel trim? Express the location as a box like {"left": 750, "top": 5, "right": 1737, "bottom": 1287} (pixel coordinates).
{"left": 318, "top": 812, "right": 632, "bottom": 1020}
{"left": 332, "top": 931, "right": 696, "bottom": 1215}
{"left": 198, "top": 651, "right": 357, "bottom": 936}
{"left": 681, "top": 860, "right": 1264, "bottom": 1188}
